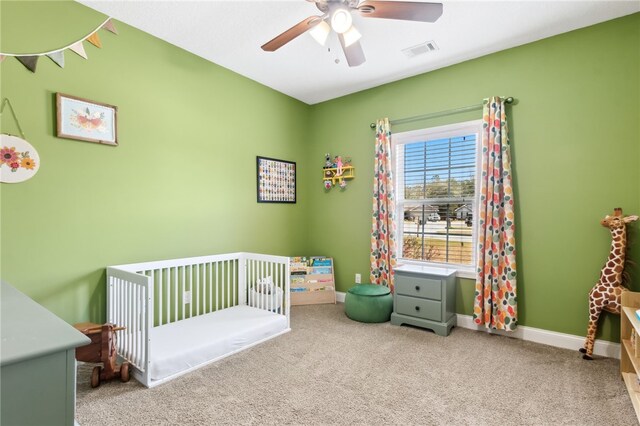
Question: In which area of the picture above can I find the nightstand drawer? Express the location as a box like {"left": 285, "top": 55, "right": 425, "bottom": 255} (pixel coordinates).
{"left": 396, "top": 295, "right": 441, "bottom": 322}
{"left": 395, "top": 275, "right": 441, "bottom": 300}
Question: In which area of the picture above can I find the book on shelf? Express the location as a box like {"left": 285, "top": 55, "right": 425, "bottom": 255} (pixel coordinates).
{"left": 306, "top": 278, "right": 333, "bottom": 283}
{"left": 289, "top": 286, "right": 334, "bottom": 293}
{"left": 309, "top": 267, "right": 332, "bottom": 275}
{"left": 310, "top": 257, "right": 332, "bottom": 266}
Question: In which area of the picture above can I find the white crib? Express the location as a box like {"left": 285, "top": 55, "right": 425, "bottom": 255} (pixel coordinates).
{"left": 106, "top": 252, "right": 290, "bottom": 388}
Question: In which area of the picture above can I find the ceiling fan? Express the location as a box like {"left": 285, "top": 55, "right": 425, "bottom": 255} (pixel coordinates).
{"left": 261, "top": 0, "right": 443, "bottom": 67}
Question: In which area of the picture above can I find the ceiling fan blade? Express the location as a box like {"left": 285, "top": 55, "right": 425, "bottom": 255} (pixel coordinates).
{"left": 357, "top": 1, "right": 443, "bottom": 22}
{"left": 338, "top": 35, "right": 366, "bottom": 67}
{"left": 261, "top": 16, "right": 323, "bottom": 52}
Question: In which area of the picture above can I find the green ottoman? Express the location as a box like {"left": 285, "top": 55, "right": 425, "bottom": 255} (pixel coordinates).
{"left": 345, "top": 284, "right": 393, "bottom": 323}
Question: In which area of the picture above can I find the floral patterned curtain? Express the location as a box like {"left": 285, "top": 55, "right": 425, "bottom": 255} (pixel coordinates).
{"left": 370, "top": 118, "right": 397, "bottom": 291}
{"left": 473, "top": 97, "right": 518, "bottom": 330}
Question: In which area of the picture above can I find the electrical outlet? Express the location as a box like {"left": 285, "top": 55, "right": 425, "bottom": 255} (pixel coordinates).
{"left": 355, "top": 273, "right": 361, "bottom": 284}
{"left": 184, "top": 290, "right": 192, "bottom": 304}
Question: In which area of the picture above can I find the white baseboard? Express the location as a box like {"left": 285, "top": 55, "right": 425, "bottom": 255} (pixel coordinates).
{"left": 456, "top": 314, "right": 620, "bottom": 359}
{"left": 335, "top": 291, "right": 618, "bottom": 358}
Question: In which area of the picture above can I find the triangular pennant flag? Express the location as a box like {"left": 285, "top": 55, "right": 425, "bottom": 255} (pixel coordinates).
{"left": 0, "top": 55, "right": 6, "bottom": 63}
{"left": 16, "top": 56, "right": 38, "bottom": 72}
{"left": 69, "top": 42, "right": 88, "bottom": 59}
{"left": 46, "top": 51, "right": 65, "bottom": 68}
{"left": 102, "top": 19, "right": 118, "bottom": 35}
{"left": 86, "top": 32, "right": 102, "bottom": 48}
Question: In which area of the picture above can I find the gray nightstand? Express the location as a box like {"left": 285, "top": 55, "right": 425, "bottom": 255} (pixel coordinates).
{"left": 390, "top": 265, "right": 456, "bottom": 336}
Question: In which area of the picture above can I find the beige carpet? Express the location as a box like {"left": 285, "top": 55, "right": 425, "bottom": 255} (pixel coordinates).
{"left": 76, "top": 304, "right": 636, "bottom": 425}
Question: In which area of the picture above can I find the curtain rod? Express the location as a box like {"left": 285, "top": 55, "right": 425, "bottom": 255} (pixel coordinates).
{"left": 369, "top": 96, "right": 514, "bottom": 129}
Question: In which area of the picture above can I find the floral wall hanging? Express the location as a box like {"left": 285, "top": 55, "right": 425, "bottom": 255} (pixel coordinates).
{"left": 0, "top": 99, "right": 40, "bottom": 184}
{"left": 0, "top": 135, "right": 40, "bottom": 183}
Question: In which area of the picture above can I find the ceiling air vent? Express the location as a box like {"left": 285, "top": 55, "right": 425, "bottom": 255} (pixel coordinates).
{"left": 402, "top": 41, "right": 438, "bottom": 58}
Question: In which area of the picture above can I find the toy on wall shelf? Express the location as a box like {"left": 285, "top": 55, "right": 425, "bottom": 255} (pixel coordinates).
{"left": 322, "top": 153, "right": 354, "bottom": 190}
{"left": 335, "top": 156, "right": 343, "bottom": 176}
{"left": 324, "top": 153, "right": 333, "bottom": 168}
{"left": 580, "top": 208, "right": 638, "bottom": 360}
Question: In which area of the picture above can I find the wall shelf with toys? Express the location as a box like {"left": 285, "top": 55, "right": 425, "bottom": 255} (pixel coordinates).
{"left": 290, "top": 257, "right": 336, "bottom": 305}
{"left": 323, "top": 153, "right": 354, "bottom": 190}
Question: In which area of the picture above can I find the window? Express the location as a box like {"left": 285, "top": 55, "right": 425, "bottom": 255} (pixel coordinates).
{"left": 393, "top": 120, "right": 482, "bottom": 271}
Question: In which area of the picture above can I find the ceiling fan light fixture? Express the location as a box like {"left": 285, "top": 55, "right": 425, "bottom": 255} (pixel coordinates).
{"left": 331, "top": 8, "right": 352, "bottom": 34}
{"left": 342, "top": 25, "right": 361, "bottom": 48}
{"left": 309, "top": 20, "right": 330, "bottom": 46}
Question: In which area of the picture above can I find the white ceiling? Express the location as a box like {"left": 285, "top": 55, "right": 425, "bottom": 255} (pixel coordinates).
{"left": 79, "top": 0, "right": 639, "bottom": 105}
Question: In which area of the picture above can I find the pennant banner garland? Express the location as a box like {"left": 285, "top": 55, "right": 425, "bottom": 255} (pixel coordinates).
{"left": 86, "top": 32, "right": 102, "bottom": 49}
{"left": 69, "top": 42, "right": 88, "bottom": 60}
{"left": 0, "top": 18, "right": 117, "bottom": 73}
{"left": 46, "top": 51, "right": 65, "bottom": 68}
{"left": 102, "top": 19, "right": 119, "bottom": 35}
{"left": 16, "top": 56, "right": 38, "bottom": 73}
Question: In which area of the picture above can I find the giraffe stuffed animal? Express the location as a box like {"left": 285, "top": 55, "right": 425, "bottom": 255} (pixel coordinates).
{"left": 580, "top": 208, "right": 638, "bottom": 360}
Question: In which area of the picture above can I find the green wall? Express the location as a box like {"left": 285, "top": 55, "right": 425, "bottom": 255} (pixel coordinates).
{"left": 2, "top": 1, "right": 638, "bottom": 343}
{"left": 0, "top": 1, "right": 311, "bottom": 323}
{"left": 305, "top": 13, "right": 640, "bottom": 341}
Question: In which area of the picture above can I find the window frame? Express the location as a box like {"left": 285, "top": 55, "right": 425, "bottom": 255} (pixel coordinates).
{"left": 392, "top": 119, "right": 483, "bottom": 278}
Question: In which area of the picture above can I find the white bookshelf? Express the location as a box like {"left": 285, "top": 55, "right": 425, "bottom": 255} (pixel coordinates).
{"left": 290, "top": 257, "right": 336, "bottom": 306}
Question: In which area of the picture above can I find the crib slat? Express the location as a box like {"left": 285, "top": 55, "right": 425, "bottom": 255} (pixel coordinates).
{"left": 277, "top": 262, "right": 281, "bottom": 312}
{"left": 158, "top": 269, "right": 162, "bottom": 326}
{"left": 189, "top": 265, "right": 193, "bottom": 318}
{"left": 181, "top": 266, "right": 186, "bottom": 321}
{"left": 262, "top": 261, "right": 266, "bottom": 310}
{"left": 166, "top": 268, "right": 171, "bottom": 323}
{"left": 232, "top": 260, "right": 236, "bottom": 307}
{"left": 127, "top": 280, "right": 132, "bottom": 361}
{"left": 131, "top": 283, "right": 136, "bottom": 366}
{"left": 196, "top": 263, "right": 200, "bottom": 317}
{"left": 172, "top": 267, "right": 177, "bottom": 322}
{"left": 134, "top": 283, "right": 140, "bottom": 366}
{"left": 215, "top": 262, "right": 220, "bottom": 311}
{"left": 247, "top": 259, "right": 256, "bottom": 306}
{"left": 124, "top": 279, "right": 129, "bottom": 359}
{"left": 269, "top": 261, "right": 274, "bottom": 311}
{"left": 222, "top": 261, "right": 226, "bottom": 309}
{"left": 209, "top": 262, "right": 214, "bottom": 312}
{"left": 150, "top": 270, "right": 156, "bottom": 326}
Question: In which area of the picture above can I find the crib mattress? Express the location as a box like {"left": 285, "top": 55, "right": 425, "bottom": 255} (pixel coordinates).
{"left": 149, "top": 305, "right": 288, "bottom": 382}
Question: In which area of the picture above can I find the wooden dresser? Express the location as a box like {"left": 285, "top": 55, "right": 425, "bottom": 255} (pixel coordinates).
{"left": 390, "top": 265, "right": 456, "bottom": 336}
{"left": 1, "top": 281, "right": 90, "bottom": 426}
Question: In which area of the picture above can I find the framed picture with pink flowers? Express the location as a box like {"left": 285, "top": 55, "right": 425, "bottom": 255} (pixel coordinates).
{"left": 56, "top": 93, "right": 118, "bottom": 146}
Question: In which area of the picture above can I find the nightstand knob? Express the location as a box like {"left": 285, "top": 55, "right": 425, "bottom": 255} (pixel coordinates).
{"left": 415, "top": 306, "right": 420, "bottom": 311}
{"left": 415, "top": 285, "right": 420, "bottom": 291}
